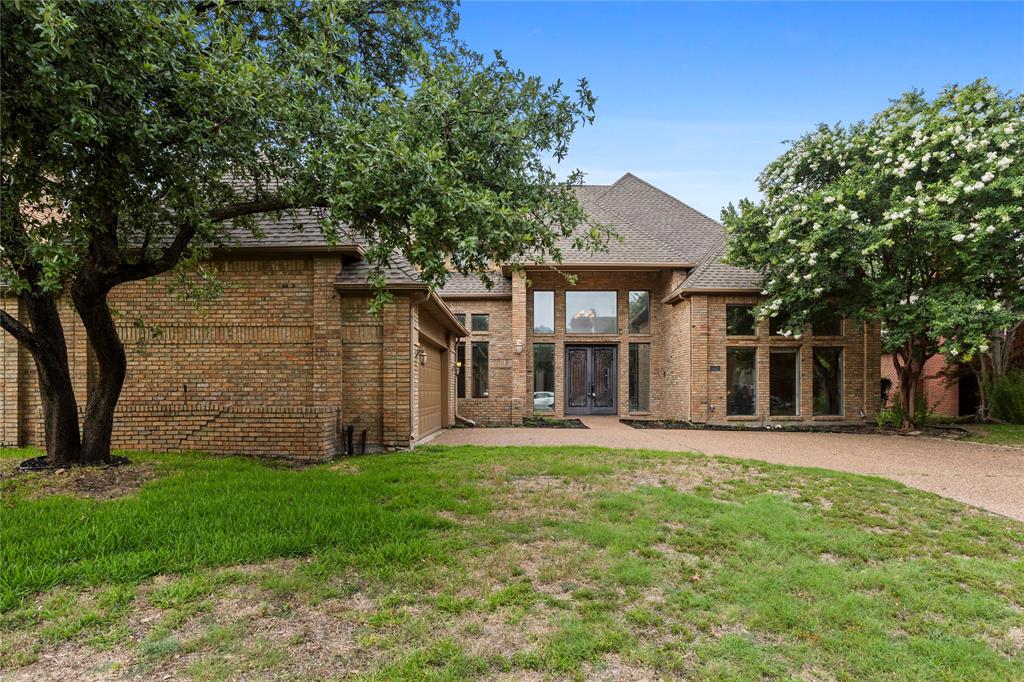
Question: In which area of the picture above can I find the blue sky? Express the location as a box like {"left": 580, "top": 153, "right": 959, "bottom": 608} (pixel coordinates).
{"left": 456, "top": 1, "right": 1024, "bottom": 218}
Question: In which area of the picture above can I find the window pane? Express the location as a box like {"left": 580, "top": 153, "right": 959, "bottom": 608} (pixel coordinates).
{"left": 456, "top": 342, "right": 466, "bottom": 399}
{"left": 453, "top": 313, "right": 466, "bottom": 327}
{"left": 628, "top": 291, "right": 650, "bottom": 334}
{"left": 471, "top": 314, "right": 489, "bottom": 332}
{"left": 769, "top": 314, "right": 790, "bottom": 336}
{"left": 532, "top": 344, "right": 555, "bottom": 412}
{"left": 726, "top": 347, "right": 756, "bottom": 415}
{"left": 726, "top": 305, "right": 756, "bottom": 336}
{"left": 629, "top": 343, "right": 651, "bottom": 412}
{"left": 566, "top": 291, "right": 617, "bottom": 334}
{"left": 472, "top": 342, "right": 489, "bottom": 398}
{"left": 813, "top": 348, "right": 843, "bottom": 415}
{"left": 813, "top": 311, "right": 842, "bottom": 337}
{"left": 533, "top": 291, "right": 554, "bottom": 334}
{"left": 769, "top": 350, "right": 798, "bottom": 416}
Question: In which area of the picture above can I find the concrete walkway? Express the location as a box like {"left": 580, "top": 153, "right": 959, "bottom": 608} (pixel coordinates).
{"left": 430, "top": 416, "right": 1024, "bottom": 522}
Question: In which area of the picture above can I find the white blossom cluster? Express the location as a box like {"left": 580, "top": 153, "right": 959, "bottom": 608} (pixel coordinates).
{"left": 726, "top": 81, "right": 1024, "bottom": 348}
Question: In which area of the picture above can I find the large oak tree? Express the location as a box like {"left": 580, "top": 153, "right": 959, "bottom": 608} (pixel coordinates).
{"left": 1, "top": 0, "right": 600, "bottom": 464}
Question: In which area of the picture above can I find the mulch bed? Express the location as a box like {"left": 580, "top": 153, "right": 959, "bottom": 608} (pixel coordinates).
{"left": 2, "top": 455, "right": 156, "bottom": 501}
{"left": 620, "top": 419, "right": 970, "bottom": 439}
{"left": 520, "top": 417, "right": 588, "bottom": 429}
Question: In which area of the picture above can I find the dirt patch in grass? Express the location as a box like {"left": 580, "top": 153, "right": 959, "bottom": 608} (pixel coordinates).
{"left": 0, "top": 459, "right": 157, "bottom": 501}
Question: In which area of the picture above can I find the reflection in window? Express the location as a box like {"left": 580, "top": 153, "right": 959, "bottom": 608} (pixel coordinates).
{"left": 456, "top": 342, "right": 466, "bottom": 399}
{"left": 628, "top": 291, "right": 650, "bottom": 334}
{"left": 566, "top": 291, "right": 617, "bottom": 334}
{"left": 472, "top": 342, "right": 489, "bottom": 398}
{"left": 533, "top": 291, "right": 554, "bottom": 334}
{"left": 813, "top": 348, "right": 843, "bottom": 415}
{"left": 769, "top": 349, "right": 798, "bottom": 416}
{"left": 532, "top": 344, "right": 555, "bottom": 412}
{"left": 813, "top": 311, "right": 842, "bottom": 337}
{"left": 471, "top": 314, "right": 490, "bottom": 332}
{"left": 726, "top": 347, "right": 756, "bottom": 416}
{"left": 726, "top": 305, "right": 756, "bottom": 336}
{"left": 629, "top": 343, "right": 651, "bottom": 412}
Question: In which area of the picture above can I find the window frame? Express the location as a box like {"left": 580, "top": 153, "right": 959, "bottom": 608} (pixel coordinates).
{"left": 456, "top": 342, "right": 466, "bottom": 399}
{"left": 532, "top": 343, "right": 556, "bottom": 413}
{"left": 532, "top": 290, "right": 555, "bottom": 335}
{"left": 470, "top": 314, "right": 490, "bottom": 333}
{"left": 471, "top": 342, "right": 489, "bottom": 398}
{"left": 812, "top": 347, "right": 844, "bottom": 416}
{"left": 726, "top": 346, "right": 757, "bottom": 416}
{"left": 726, "top": 305, "right": 757, "bottom": 337}
{"left": 628, "top": 291, "right": 651, "bottom": 335}
{"left": 628, "top": 342, "right": 651, "bottom": 413}
{"left": 565, "top": 290, "right": 618, "bottom": 335}
{"left": 769, "top": 348, "right": 800, "bottom": 417}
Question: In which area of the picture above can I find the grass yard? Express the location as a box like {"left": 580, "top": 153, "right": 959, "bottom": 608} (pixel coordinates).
{"left": 1, "top": 446, "right": 1022, "bottom": 681}
{"left": 961, "top": 424, "right": 1024, "bottom": 447}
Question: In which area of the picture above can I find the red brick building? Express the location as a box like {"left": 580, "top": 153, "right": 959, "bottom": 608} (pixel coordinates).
{"left": 2, "top": 173, "right": 882, "bottom": 460}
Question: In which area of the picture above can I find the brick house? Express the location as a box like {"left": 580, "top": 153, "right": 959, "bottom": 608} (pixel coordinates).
{"left": 1, "top": 173, "right": 881, "bottom": 460}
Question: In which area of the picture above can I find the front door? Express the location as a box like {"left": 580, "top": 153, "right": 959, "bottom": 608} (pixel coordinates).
{"left": 565, "top": 346, "right": 617, "bottom": 415}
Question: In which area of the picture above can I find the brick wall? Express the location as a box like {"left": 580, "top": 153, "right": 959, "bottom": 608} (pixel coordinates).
{"left": 444, "top": 297, "right": 517, "bottom": 425}
{"left": 880, "top": 353, "right": 959, "bottom": 417}
{"left": 2, "top": 255, "right": 433, "bottom": 460}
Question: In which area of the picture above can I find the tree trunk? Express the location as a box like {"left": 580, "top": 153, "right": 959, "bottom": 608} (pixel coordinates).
{"left": 72, "top": 285, "right": 126, "bottom": 464}
{"left": 20, "top": 294, "right": 83, "bottom": 464}
{"left": 893, "top": 344, "right": 925, "bottom": 431}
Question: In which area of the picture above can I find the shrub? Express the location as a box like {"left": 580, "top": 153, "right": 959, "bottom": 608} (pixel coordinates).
{"left": 987, "top": 371, "right": 1024, "bottom": 424}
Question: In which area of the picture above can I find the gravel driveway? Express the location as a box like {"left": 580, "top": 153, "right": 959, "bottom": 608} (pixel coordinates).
{"left": 429, "top": 416, "right": 1024, "bottom": 522}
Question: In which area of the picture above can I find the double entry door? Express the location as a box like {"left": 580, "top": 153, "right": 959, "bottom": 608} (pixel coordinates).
{"left": 564, "top": 345, "right": 617, "bottom": 415}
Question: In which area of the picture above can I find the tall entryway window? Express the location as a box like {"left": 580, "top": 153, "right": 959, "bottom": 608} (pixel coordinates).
{"left": 564, "top": 345, "right": 617, "bottom": 415}
{"left": 769, "top": 349, "right": 799, "bottom": 416}
{"left": 726, "top": 347, "right": 756, "bottom": 416}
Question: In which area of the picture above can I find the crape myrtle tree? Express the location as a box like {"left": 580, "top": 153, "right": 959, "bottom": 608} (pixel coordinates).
{"left": 723, "top": 80, "right": 1023, "bottom": 429}
{"left": 0, "top": 0, "right": 602, "bottom": 465}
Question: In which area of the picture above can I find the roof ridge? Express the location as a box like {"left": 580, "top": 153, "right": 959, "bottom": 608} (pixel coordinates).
{"left": 591, "top": 175, "right": 695, "bottom": 261}
{"left": 618, "top": 172, "right": 725, "bottom": 227}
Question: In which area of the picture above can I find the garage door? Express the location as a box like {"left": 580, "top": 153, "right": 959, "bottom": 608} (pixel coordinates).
{"left": 418, "top": 342, "right": 445, "bottom": 437}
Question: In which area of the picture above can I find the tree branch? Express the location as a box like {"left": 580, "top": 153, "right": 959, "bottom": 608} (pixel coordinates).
{"left": 0, "top": 307, "right": 38, "bottom": 352}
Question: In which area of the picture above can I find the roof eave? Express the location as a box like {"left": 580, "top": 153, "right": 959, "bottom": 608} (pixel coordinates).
{"left": 662, "top": 286, "right": 763, "bottom": 304}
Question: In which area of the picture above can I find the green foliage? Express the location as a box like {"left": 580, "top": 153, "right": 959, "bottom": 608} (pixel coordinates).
{"left": 875, "top": 391, "right": 930, "bottom": 428}
{"left": 722, "top": 81, "right": 1023, "bottom": 361}
{"left": 1, "top": 0, "right": 602, "bottom": 307}
{"left": 2, "top": 445, "right": 1023, "bottom": 679}
{"left": 987, "top": 370, "right": 1024, "bottom": 423}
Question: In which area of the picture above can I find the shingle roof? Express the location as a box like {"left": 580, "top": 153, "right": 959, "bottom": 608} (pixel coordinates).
{"left": 211, "top": 174, "right": 761, "bottom": 294}
{"left": 215, "top": 208, "right": 359, "bottom": 250}
{"left": 551, "top": 173, "right": 727, "bottom": 267}
{"left": 673, "top": 241, "right": 763, "bottom": 293}
{"left": 438, "top": 272, "right": 513, "bottom": 297}
{"left": 335, "top": 253, "right": 421, "bottom": 287}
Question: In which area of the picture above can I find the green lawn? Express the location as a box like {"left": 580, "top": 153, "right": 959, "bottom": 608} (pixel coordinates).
{"left": 2, "top": 446, "right": 1022, "bottom": 680}
{"left": 962, "top": 424, "right": 1024, "bottom": 447}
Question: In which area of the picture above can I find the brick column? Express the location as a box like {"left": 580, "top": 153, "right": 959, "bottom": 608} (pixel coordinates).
{"left": 689, "top": 295, "right": 710, "bottom": 422}
{"left": 510, "top": 271, "right": 527, "bottom": 423}
{"left": 1, "top": 296, "right": 20, "bottom": 445}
